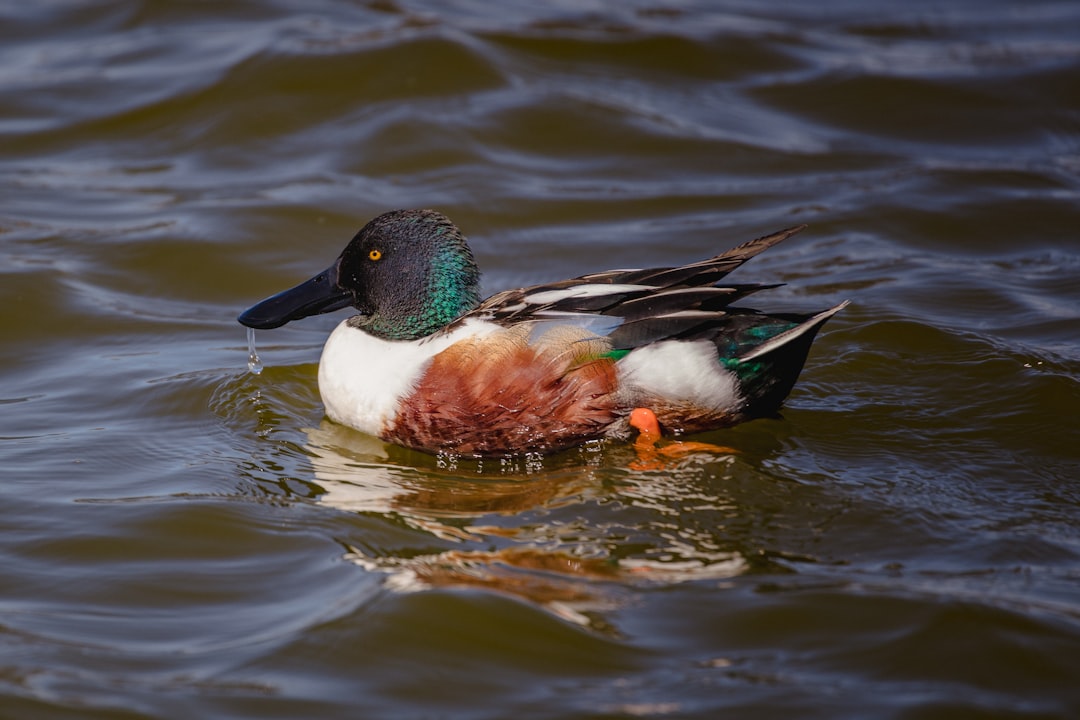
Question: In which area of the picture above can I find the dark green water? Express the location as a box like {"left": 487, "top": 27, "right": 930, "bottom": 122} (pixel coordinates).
{"left": 2, "top": 1, "right": 1079, "bottom": 718}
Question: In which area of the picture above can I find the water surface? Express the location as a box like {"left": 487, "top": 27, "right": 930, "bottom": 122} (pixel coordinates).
{"left": 2, "top": 1, "right": 1079, "bottom": 718}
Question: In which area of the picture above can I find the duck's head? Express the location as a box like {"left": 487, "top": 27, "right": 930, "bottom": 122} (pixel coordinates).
{"left": 238, "top": 209, "right": 481, "bottom": 340}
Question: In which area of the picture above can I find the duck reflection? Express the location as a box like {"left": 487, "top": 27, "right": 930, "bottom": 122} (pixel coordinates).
{"left": 303, "top": 420, "right": 747, "bottom": 627}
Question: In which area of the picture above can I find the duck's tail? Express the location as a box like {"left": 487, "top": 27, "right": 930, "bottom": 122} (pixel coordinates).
{"left": 723, "top": 301, "right": 850, "bottom": 417}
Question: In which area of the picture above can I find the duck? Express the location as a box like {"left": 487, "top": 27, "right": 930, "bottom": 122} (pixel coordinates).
{"left": 238, "top": 209, "right": 847, "bottom": 457}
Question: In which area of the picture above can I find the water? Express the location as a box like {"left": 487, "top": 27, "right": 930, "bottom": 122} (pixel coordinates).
{"left": 2, "top": 1, "right": 1079, "bottom": 718}
{"left": 246, "top": 327, "right": 263, "bottom": 375}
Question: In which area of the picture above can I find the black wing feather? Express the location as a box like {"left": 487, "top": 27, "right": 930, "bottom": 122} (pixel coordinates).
{"left": 473, "top": 225, "right": 808, "bottom": 340}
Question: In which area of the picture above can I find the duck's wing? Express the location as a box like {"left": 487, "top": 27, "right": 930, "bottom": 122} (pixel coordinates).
{"left": 473, "top": 225, "right": 805, "bottom": 322}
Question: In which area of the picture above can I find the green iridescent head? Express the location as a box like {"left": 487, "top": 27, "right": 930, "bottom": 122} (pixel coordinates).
{"left": 336, "top": 209, "right": 482, "bottom": 340}
{"left": 237, "top": 209, "right": 481, "bottom": 339}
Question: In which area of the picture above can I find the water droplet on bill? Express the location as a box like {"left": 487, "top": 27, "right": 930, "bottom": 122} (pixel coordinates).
{"left": 246, "top": 326, "right": 263, "bottom": 375}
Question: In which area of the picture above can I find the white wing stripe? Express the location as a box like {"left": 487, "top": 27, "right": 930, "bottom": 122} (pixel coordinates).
{"left": 524, "top": 283, "right": 656, "bottom": 305}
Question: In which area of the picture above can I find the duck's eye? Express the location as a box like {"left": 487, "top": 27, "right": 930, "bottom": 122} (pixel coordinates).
{"left": 368, "top": 249, "right": 382, "bottom": 261}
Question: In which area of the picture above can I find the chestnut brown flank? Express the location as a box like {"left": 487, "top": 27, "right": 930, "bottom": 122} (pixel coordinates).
{"left": 387, "top": 328, "right": 619, "bottom": 455}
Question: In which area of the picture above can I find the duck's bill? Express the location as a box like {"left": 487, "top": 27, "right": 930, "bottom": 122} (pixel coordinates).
{"left": 238, "top": 263, "right": 353, "bottom": 329}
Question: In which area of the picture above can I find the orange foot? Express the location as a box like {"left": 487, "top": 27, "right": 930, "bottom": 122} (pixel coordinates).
{"left": 628, "top": 408, "right": 737, "bottom": 470}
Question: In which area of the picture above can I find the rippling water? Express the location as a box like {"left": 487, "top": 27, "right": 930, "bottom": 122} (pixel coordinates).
{"left": 3, "top": 1, "right": 1079, "bottom": 718}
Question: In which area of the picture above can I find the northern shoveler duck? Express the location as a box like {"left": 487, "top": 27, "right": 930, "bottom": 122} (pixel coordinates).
{"left": 239, "top": 209, "right": 847, "bottom": 456}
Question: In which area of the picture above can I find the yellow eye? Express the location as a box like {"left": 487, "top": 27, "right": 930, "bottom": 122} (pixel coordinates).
{"left": 368, "top": 249, "right": 382, "bottom": 261}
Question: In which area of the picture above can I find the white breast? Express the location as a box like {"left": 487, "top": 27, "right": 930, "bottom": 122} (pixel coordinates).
{"left": 317, "top": 317, "right": 498, "bottom": 437}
